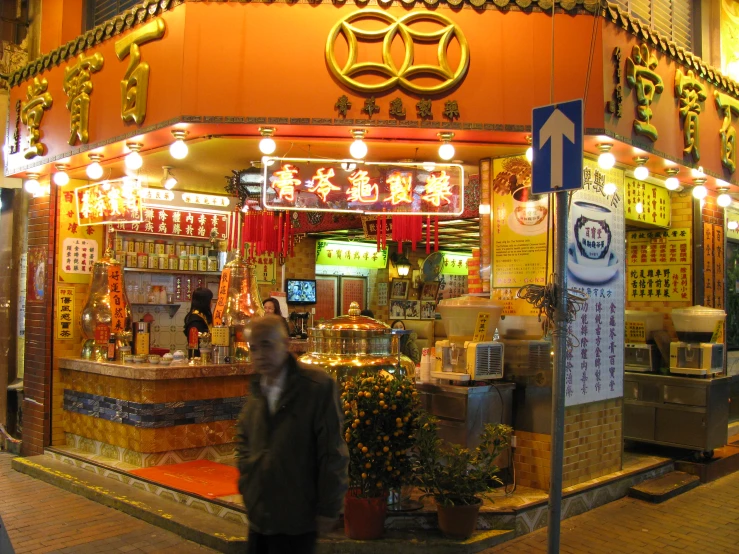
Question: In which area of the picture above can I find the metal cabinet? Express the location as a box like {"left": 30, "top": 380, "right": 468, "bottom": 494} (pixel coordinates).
{"left": 623, "top": 373, "right": 729, "bottom": 454}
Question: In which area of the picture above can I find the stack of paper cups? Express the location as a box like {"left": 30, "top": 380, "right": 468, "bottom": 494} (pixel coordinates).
{"left": 420, "top": 348, "right": 433, "bottom": 382}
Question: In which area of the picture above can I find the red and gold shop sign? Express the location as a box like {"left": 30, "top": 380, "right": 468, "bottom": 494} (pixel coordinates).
{"left": 56, "top": 287, "right": 75, "bottom": 340}
{"left": 212, "top": 267, "right": 231, "bottom": 326}
{"left": 115, "top": 207, "right": 229, "bottom": 239}
{"left": 262, "top": 158, "right": 464, "bottom": 216}
{"left": 75, "top": 180, "right": 143, "bottom": 226}
{"left": 107, "top": 265, "right": 126, "bottom": 333}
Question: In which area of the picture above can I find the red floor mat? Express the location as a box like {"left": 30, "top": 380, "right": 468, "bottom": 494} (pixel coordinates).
{"left": 130, "top": 460, "right": 240, "bottom": 499}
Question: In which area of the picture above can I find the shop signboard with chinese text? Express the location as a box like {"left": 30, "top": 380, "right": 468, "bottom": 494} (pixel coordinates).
{"left": 565, "top": 159, "right": 625, "bottom": 406}
{"left": 262, "top": 158, "right": 464, "bottom": 216}
{"left": 316, "top": 240, "right": 388, "bottom": 269}
{"left": 624, "top": 177, "right": 670, "bottom": 228}
{"left": 59, "top": 183, "right": 103, "bottom": 283}
{"left": 115, "top": 207, "right": 229, "bottom": 239}
{"left": 439, "top": 252, "right": 471, "bottom": 275}
{"left": 626, "top": 228, "right": 692, "bottom": 302}
{"left": 75, "top": 180, "right": 143, "bottom": 226}
{"left": 56, "top": 287, "right": 75, "bottom": 340}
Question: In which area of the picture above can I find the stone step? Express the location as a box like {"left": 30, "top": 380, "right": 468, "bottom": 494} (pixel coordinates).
{"left": 627, "top": 471, "right": 700, "bottom": 503}
{"left": 12, "top": 455, "right": 515, "bottom": 554}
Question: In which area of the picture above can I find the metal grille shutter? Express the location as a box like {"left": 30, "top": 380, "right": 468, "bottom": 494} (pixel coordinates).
{"left": 88, "top": 0, "right": 141, "bottom": 29}
{"left": 609, "top": 1, "right": 693, "bottom": 52}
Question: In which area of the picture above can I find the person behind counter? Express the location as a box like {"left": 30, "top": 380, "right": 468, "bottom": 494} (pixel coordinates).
{"left": 183, "top": 287, "right": 213, "bottom": 357}
{"left": 263, "top": 297, "right": 291, "bottom": 335}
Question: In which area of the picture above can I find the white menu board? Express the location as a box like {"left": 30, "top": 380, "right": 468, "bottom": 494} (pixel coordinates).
{"left": 565, "top": 159, "right": 625, "bottom": 406}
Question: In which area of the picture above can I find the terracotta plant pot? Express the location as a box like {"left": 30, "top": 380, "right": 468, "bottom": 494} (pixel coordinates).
{"left": 436, "top": 498, "right": 482, "bottom": 540}
{"left": 344, "top": 490, "right": 387, "bottom": 540}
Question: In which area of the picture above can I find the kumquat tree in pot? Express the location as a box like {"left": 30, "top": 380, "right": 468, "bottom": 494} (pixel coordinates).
{"left": 340, "top": 370, "right": 419, "bottom": 540}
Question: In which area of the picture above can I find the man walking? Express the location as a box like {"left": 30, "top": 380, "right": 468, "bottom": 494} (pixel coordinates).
{"left": 235, "top": 315, "right": 349, "bottom": 554}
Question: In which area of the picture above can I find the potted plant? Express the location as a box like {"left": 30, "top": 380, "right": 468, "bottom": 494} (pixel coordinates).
{"left": 411, "top": 411, "right": 512, "bottom": 540}
{"left": 340, "top": 370, "right": 419, "bottom": 540}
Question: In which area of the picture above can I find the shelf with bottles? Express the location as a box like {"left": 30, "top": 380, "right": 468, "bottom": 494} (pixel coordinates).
{"left": 130, "top": 303, "right": 181, "bottom": 319}
{"left": 123, "top": 268, "right": 222, "bottom": 276}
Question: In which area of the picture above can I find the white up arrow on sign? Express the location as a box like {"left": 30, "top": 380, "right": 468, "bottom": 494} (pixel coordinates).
{"left": 539, "top": 108, "right": 575, "bottom": 189}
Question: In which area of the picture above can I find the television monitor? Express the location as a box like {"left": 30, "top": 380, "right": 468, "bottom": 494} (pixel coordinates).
{"left": 286, "top": 279, "right": 317, "bottom": 304}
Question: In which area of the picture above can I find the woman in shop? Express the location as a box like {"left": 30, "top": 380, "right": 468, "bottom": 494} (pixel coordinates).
{"left": 263, "top": 297, "right": 291, "bottom": 335}
{"left": 184, "top": 287, "right": 213, "bottom": 357}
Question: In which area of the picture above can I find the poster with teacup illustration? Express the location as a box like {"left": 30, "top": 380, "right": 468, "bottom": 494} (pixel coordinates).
{"left": 565, "top": 159, "right": 625, "bottom": 407}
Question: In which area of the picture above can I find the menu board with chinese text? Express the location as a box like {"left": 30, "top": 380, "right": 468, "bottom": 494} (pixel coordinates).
{"left": 626, "top": 228, "right": 692, "bottom": 302}
{"left": 58, "top": 184, "right": 103, "bottom": 283}
{"left": 624, "top": 177, "right": 671, "bottom": 228}
{"left": 75, "top": 180, "right": 143, "bottom": 226}
{"left": 115, "top": 207, "right": 228, "bottom": 239}
{"left": 316, "top": 240, "right": 388, "bottom": 269}
{"left": 565, "top": 159, "right": 625, "bottom": 407}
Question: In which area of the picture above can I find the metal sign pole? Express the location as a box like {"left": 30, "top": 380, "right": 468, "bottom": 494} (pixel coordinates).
{"left": 547, "top": 190, "right": 569, "bottom": 553}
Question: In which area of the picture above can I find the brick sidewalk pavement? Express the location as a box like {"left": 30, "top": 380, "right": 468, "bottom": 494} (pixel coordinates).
{"left": 0, "top": 452, "right": 217, "bottom": 554}
{"left": 485, "top": 469, "right": 739, "bottom": 554}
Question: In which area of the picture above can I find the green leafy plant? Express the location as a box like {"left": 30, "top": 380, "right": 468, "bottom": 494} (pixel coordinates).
{"left": 340, "top": 371, "right": 420, "bottom": 498}
{"left": 411, "top": 411, "right": 512, "bottom": 507}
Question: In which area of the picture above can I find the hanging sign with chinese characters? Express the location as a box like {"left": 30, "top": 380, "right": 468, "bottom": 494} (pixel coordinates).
{"left": 316, "top": 240, "right": 388, "bottom": 269}
{"left": 75, "top": 180, "right": 143, "bottom": 226}
{"left": 212, "top": 268, "right": 231, "bottom": 326}
{"left": 56, "top": 287, "right": 75, "bottom": 340}
{"left": 58, "top": 184, "right": 103, "bottom": 283}
{"left": 440, "top": 252, "right": 471, "bottom": 275}
{"left": 107, "top": 265, "right": 126, "bottom": 333}
{"left": 114, "top": 207, "right": 229, "bottom": 239}
{"left": 624, "top": 177, "right": 671, "bottom": 228}
{"left": 262, "top": 158, "right": 464, "bottom": 216}
{"left": 626, "top": 228, "right": 692, "bottom": 302}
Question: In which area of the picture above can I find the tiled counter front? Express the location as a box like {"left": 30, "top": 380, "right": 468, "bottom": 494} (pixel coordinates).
{"left": 59, "top": 358, "right": 253, "bottom": 467}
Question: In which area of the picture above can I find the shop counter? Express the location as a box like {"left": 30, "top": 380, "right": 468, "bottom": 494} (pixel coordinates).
{"left": 58, "top": 357, "right": 253, "bottom": 467}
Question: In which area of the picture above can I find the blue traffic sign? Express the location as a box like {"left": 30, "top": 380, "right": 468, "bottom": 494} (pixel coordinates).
{"left": 531, "top": 99, "right": 583, "bottom": 194}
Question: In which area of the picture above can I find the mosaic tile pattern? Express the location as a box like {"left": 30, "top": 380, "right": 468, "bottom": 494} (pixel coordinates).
{"left": 64, "top": 389, "right": 245, "bottom": 428}
{"left": 63, "top": 411, "right": 238, "bottom": 453}
{"left": 45, "top": 449, "right": 248, "bottom": 525}
{"left": 64, "top": 433, "right": 238, "bottom": 468}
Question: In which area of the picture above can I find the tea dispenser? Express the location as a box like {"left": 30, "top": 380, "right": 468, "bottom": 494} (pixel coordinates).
{"left": 80, "top": 250, "right": 132, "bottom": 358}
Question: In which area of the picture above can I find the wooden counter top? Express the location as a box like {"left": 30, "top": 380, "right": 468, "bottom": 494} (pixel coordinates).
{"left": 58, "top": 357, "right": 253, "bottom": 380}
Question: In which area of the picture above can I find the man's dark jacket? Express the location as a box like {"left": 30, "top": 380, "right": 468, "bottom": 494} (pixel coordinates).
{"left": 235, "top": 354, "right": 349, "bottom": 535}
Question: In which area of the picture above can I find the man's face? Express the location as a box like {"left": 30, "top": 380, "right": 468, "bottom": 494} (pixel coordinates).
{"left": 250, "top": 326, "right": 288, "bottom": 377}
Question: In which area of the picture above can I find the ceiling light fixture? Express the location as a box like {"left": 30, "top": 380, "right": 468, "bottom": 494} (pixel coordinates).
{"left": 169, "top": 130, "right": 189, "bottom": 160}
{"left": 664, "top": 168, "right": 681, "bottom": 191}
{"left": 162, "top": 166, "right": 177, "bottom": 190}
{"left": 692, "top": 178, "right": 708, "bottom": 200}
{"left": 125, "top": 142, "right": 143, "bottom": 170}
{"left": 603, "top": 182, "right": 617, "bottom": 195}
{"left": 258, "top": 127, "right": 277, "bottom": 155}
{"left": 438, "top": 132, "right": 455, "bottom": 161}
{"left": 717, "top": 181, "right": 733, "bottom": 208}
{"left": 525, "top": 135, "right": 533, "bottom": 163}
{"left": 349, "top": 129, "right": 368, "bottom": 160}
{"left": 633, "top": 156, "right": 649, "bottom": 181}
{"left": 597, "top": 144, "right": 616, "bottom": 170}
{"left": 53, "top": 164, "right": 70, "bottom": 186}
{"left": 24, "top": 172, "right": 41, "bottom": 195}
{"left": 86, "top": 153, "right": 104, "bottom": 180}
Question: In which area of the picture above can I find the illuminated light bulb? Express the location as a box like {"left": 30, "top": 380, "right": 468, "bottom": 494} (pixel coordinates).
{"left": 24, "top": 175, "right": 40, "bottom": 195}
{"left": 259, "top": 127, "right": 277, "bottom": 155}
{"left": 692, "top": 185, "right": 708, "bottom": 200}
{"left": 603, "top": 182, "right": 617, "bottom": 195}
{"left": 729, "top": 220, "right": 739, "bottom": 230}
{"left": 125, "top": 150, "right": 143, "bottom": 170}
{"left": 665, "top": 177, "right": 680, "bottom": 190}
{"left": 525, "top": 147, "right": 533, "bottom": 163}
{"left": 164, "top": 176, "right": 177, "bottom": 190}
{"left": 350, "top": 139, "right": 368, "bottom": 160}
{"left": 635, "top": 202, "right": 644, "bottom": 214}
{"left": 53, "top": 165, "right": 69, "bottom": 186}
{"left": 597, "top": 144, "right": 615, "bottom": 169}
{"left": 438, "top": 142, "right": 455, "bottom": 161}
{"left": 634, "top": 165, "right": 649, "bottom": 181}
{"left": 86, "top": 154, "right": 104, "bottom": 180}
{"left": 718, "top": 192, "right": 732, "bottom": 208}
{"left": 169, "top": 130, "right": 188, "bottom": 160}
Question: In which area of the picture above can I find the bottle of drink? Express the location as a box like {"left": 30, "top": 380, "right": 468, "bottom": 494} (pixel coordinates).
{"left": 107, "top": 333, "right": 116, "bottom": 361}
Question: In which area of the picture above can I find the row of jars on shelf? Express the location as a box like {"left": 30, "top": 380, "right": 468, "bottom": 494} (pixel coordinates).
{"left": 112, "top": 250, "right": 219, "bottom": 272}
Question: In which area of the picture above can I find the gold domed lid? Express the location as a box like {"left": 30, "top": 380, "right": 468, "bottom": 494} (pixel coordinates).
{"left": 310, "top": 302, "right": 390, "bottom": 337}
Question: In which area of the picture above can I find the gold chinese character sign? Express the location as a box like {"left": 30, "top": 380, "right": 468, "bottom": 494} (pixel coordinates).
{"left": 674, "top": 69, "right": 706, "bottom": 161}
{"left": 115, "top": 18, "right": 166, "bottom": 125}
{"left": 325, "top": 10, "right": 469, "bottom": 94}
{"left": 20, "top": 77, "right": 53, "bottom": 159}
{"left": 64, "top": 52, "right": 104, "bottom": 145}
{"left": 715, "top": 91, "right": 739, "bottom": 173}
{"left": 625, "top": 44, "right": 663, "bottom": 141}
